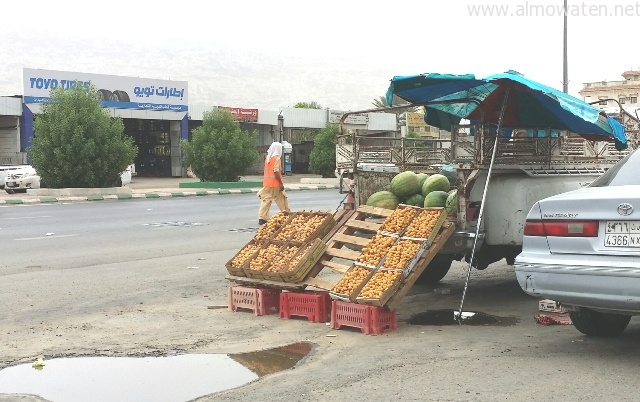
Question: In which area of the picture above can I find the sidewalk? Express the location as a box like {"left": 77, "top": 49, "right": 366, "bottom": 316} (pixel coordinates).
{"left": 0, "top": 174, "right": 340, "bottom": 205}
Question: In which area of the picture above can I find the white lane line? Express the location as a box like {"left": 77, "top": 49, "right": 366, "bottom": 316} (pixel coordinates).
{"left": 15, "top": 234, "right": 78, "bottom": 241}
{"left": 2, "top": 215, "right": 53, "bottom": 220}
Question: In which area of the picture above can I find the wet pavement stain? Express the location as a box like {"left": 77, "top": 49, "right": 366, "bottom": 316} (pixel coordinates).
{"left": 0, "top": 342, "right": 312, "bottom": 402}
{"left": 408, "top": 309, "right": 519, "bottom": 326}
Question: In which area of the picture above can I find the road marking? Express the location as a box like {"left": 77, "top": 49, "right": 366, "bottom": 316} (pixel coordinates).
{"left": 2, "top": 215, "right": 53, "bottom": 220}
{"left": 15, "top": 234, "right": 78, "bottom": 241}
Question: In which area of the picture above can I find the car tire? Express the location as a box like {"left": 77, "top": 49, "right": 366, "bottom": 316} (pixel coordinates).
{"left": 5, "top": 189, "right": 14, "bottom": 194}
{"left": 97, "top": 89, "right": 114, "bottom": 102}
{"left": 113, "top": 90, "right": 130, "bottom": 102}
{"left": 569, "top": 307, "right": 631, "bottom": 337}
{"left": 415, "top": 255, "right": 453, "bottom": 285}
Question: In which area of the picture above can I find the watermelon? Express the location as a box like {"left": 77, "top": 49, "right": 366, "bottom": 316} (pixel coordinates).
{"left": 445, "top": 191, "right": 458, "bottom": 214}
{"left": 424, "top": 190, "right": 449, "bottom": 207}
{"left": 366, "top": 190, "right": 400, "bottom": 210}
{"left": 421, "top": 174, "right": 450, "bottom": 196}
{"left": 417, "top": 173, "right": 429, "bottom": 188}
{"left": 390, "top": 171, "right": 420, "bottom": 199}
{"left": 405, "top": 194, "right": 425, "bottom": 207}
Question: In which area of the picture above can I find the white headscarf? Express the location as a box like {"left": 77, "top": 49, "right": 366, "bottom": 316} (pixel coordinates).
{"left": 266, "top": 142, "right": 283, "bottom": 161}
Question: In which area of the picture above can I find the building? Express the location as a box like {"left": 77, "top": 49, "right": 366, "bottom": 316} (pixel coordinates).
{"left": 1, "top": 68, "right": 398, "bottom": 177}
{"left": 579, "top": 70, "right": 640, "bottom": 114}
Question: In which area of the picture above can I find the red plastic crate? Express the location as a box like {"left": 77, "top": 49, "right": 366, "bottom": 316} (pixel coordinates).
{"left": 370, "top": 304, "right": 398, "bottom": 335}
{"left": 330, "top": 300, "right": 398, "bottom": 335}
{"left": 228, "top": 285, "right": 280, "bottom": 316}
{"left": 279, "top": 291, "right": 331, "bottom": 323}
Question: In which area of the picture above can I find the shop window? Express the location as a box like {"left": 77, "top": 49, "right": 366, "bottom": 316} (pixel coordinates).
{"left": 619, "top": 97, "right": 626, "bottom": 104}
{"left": 599, "top": 99, "right": 608, "bottom": 105}
{"left": 631, "top": 97, "right": 638, "bottom": 104}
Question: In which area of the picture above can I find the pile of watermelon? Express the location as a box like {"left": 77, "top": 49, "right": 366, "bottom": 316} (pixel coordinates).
{"left": 366, "top": 169, "right": 458, "bottom": 215}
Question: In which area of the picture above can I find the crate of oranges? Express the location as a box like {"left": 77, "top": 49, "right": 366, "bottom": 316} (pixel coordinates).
{"left": 261, "top": 241, "right": 305, "bottom": 281}
{"left": 356, "top": 233, "right": 399, "bottom": 268}
{"left": 378, "top": 205, "right": 420, "bottom": 235}
{"left": 403, "top": 207, "right": 447, "bottom": 244}
{"left": 225, "top": 239, "right": 264, "bottom": 277}
{"left": 242, "top": 240, "right": 288, "bottom": 280}
{"left": 330, "top": 264, "right": 375, "bottom": 302}
{"left": 356, "top": 268, "right": 403, "bottom": 307}
{"left": 273, "top": 211, "right": 335, "bottom": 243}
{"left": 255, "top": 211, "right": 294, "bottom": 241}
{"left": 380, "top": 238, "right": 426, "bottom": 273}
{"left": 280, "top": 238, "right": 327, "bottom": 283}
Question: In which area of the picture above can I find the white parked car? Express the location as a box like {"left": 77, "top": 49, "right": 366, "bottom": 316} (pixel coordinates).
{"left": 4, "top": 164, "right": 134, "bottom": 194}
{"left": 0, "top": 164, "right": 30, "bottom": 190}
{"left": 515, "top": 149, "right": 640, "bottom": 337}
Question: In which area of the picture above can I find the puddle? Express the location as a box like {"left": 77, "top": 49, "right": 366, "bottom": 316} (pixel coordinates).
{"left": 408, "top": 309, "right": 518, "bottom": 326}
{"left": 0, "top": 342, "right": 312, "bottom": 402}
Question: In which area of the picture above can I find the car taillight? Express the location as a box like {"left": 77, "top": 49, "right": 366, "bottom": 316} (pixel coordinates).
{"left": 524, "top": 220, "right": 599, "bottom": 237}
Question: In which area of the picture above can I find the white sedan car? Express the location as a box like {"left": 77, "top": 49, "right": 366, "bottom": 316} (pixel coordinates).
{"left": 515, "top": 149, "right": 640, "bottom": 337}
{"left": 4, "top": 164, "right": 134, "bottom": 194}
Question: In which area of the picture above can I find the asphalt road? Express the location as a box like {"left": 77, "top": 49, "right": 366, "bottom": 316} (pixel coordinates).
{"left": 2, "top": 192, "right": 640, "bottom": 402}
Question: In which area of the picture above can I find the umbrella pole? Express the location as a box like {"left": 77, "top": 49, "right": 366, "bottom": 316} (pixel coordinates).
{"left": 457, "top": 88, "right": 510, "bottom": 323}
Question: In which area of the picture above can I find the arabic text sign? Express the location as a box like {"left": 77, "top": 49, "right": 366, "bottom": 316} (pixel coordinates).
{"left": 220, "top": 107, "right": 259, "bottom": 122}
{"left": 23, "top": 68, "right": 188, "bottom": 112}
{"left": 407, "top": 112, "right": 428, "bottom": 128}
{"left": 328, "top": 110, "right": 369, "bottom": 125}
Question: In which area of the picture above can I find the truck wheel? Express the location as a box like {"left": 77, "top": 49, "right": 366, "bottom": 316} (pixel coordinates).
{"left": 569, "top": 307, "right": 631, "bottom": 337}
{"left": 416, "top": 255, "right": 453, "bottom": 285}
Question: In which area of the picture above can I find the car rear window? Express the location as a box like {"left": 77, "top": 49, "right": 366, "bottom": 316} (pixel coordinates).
{"left": 590, "top": 149, "right": 640, "bottom": 187}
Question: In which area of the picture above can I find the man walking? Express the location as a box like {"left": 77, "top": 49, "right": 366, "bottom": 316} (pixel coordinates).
{"left": 258, "top": 142, "right": 290, "bottom": 225}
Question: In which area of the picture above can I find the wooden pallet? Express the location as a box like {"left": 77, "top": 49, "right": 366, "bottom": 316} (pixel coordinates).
{"left": 300, "top": 205, "right": 392, "bottom": 290}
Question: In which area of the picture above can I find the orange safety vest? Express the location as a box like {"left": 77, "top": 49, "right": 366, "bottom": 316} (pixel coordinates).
{"left": 263, "top": 156, "right": 281, "bottom": 187}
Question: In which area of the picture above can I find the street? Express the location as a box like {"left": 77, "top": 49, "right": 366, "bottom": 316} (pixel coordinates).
{"left": 1, "top": 192, "right": 640, "bottom": 402}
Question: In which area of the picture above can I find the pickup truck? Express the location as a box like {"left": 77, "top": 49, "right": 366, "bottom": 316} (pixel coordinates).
{"left": 336, "top": 110, "right": 639, "bottom": 284}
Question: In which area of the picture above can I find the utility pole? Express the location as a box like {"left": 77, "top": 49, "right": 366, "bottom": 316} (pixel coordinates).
{"left": 562, "top": 0, "right": 568, "bottom": 93}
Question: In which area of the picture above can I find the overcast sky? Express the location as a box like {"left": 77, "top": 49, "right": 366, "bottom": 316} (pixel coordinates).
{"left": 1, "top": 0, "right": 639, "bottom": 111}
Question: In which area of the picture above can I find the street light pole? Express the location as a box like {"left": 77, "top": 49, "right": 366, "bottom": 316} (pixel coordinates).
{"left": 562, "top": 0, "right": 568, "bottom": 93}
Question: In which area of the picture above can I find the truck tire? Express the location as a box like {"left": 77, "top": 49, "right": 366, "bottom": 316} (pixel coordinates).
{"left": 415, "top": 255, "right": 453, "bottom": 285}
{"left": 569, "top": 307, "right": 631, "bottom": 337}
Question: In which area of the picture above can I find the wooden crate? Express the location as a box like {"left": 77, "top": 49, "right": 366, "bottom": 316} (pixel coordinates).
{"left": 403, "top": 207, "right": 447, "bottom": 243}
{"left": 280, "top": 238, "right": 327, "bottom": 283}
{"left": 242, "top": 240, "right": 289, "bottom": 280}
{"left": 329, "top": 264, "right": 375, "bottom": 302}
{"left": 355, "top": 268, "right": 404, "bottom": 307}
{"left": 225, "top": 240, "right": 263, "bottom": 277}
{"left": 261, "top": 241, "right": 306, "bottom": 281}
{"left": 272, "top": 211, "right": 336, "bottom": 243}
{"left": 378, "top": 204, "right": 422, "bottom": 236}
{"left": 254, "top": 211, "right": 295, "bottom": 241}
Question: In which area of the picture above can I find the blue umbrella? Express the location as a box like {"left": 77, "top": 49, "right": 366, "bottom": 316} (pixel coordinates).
{"left": 386, "top": 70, "right": 627, "bottom": 151}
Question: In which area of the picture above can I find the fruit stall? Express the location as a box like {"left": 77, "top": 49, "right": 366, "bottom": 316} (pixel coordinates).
{"left": 225, "top": 204, "right": 455, "bottom": 312}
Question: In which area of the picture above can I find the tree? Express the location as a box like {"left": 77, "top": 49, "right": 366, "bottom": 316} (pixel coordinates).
{"left": 29, "top": 84, "right": 138, "bottom": 188}
{"left": 372, "top": 95, "right": 419, "bottom": 114}
{"left": 294, "top": 101, "right": 323, "bottom": 109}
{"left": 308, "top": 124, "right": 338, "bottom": 178}
{"left": 181, "top": 108, "right": 259, "bottom": 182}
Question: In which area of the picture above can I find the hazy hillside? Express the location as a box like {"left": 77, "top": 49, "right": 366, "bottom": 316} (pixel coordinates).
{"left": 0, "top": 31, "right": 392, "bottom": 111}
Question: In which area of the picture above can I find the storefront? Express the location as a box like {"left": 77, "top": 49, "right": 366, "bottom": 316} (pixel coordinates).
{"left": 21, "top": 68, "right": 189, "bottom": 177}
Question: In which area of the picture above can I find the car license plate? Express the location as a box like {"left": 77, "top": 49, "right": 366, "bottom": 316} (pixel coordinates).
{"left": 6, "top": 182, "right": 16, "bottom": 187}
{"left": 604, "top": 221, "right": 640, "bottom": 248}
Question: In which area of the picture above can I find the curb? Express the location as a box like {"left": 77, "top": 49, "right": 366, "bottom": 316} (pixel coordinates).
{"left": 0, "top": 185, "right": 340, "bottom": 205}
